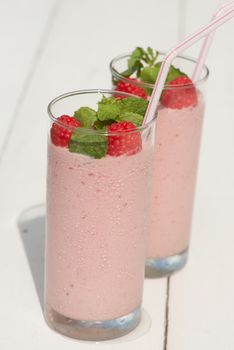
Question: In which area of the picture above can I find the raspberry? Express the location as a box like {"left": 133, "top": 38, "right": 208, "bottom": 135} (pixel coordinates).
{"left": 115, "top": 78, "right": 147, "bottom": 99}
{"left": 51, "top": 115, "right": 81, "bottom": 147}
{"left": 107, "top": 121, "right": 142, "bottom": 157}
{"left": 161, "top": 76, "right": 197, "bottom": 109}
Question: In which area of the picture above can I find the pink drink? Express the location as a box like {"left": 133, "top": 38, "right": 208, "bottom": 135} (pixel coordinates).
{"left": 44, "top": 90, "right": 156, "bottom": 340}
{"left": 110, "top": 52, "right": 209, "bottom": 277}
{"left": 46, "top": 142, "right": 153, "bottom": 320}
{"left": 148, "top": 93, "right": 205, "bottom": 259}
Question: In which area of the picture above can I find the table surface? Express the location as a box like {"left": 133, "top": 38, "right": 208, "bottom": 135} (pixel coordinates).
{"left": 0, "top": 0, "right": 234, "bottom": 349}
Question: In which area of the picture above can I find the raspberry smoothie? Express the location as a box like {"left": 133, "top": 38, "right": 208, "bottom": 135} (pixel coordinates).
{"left": 148, "top": 93, "right": 205, "bottom": 259}
{"left": 45, "top": 90, "right": 156, "bottom": 340}
{"left": 110, "top": 48, "right": 209, "bottom": 276}
{"left": 46, "top": 141, "right": 153, "bottom": 321}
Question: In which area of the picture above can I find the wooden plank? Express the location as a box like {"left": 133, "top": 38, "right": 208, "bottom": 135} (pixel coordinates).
{"left": 167, "top": 0, "right": 234, "bottom": 348}
{"left": 0, "top": 0, "right": 183, "bottom": 348}
{"left": 0, "top": 0, "right": 57, "bottom": 154}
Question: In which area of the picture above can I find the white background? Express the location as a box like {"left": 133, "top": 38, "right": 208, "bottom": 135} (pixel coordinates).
{"left": 0, "top": 0, "right": 233, "bottom": 349}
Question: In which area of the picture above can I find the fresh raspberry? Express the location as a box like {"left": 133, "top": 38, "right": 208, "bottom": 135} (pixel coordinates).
{"left": 51, "top": 115, "right": 81, "bottom": 147}
{"left": 115, "top": 78, "right": 147, "bottom": 99}
{"left": 161, "top": 76, "right": 197, "bottom": 109}
{"left": 107, "top": 121, "right": 142, "bottom": 157}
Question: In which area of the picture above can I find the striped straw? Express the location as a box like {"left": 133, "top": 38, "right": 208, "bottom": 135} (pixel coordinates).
{"left": 193, "top": 0, "right": 234, "bottom": 81}
{"left": 143, "top": 7, "right": 234, "bottom": 126}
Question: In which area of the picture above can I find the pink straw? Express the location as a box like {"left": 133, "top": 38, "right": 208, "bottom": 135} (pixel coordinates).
{"left": 193, "top": 1, "right": 234, "bottom": 81}
{"left": 143, "top": 7, "right": 234, "bottom": 125}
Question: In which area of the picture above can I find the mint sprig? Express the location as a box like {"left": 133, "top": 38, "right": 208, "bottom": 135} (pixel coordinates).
{"left": 165, "top": 65, "right": 185, "bottom": 83}
{"left": 74, "top": 107, "right": 97, "bottom": 128}
{"left": 117, "top": 112, "right": 143, "bottom": 127}
{"left": 97, "top": 96, "right": 148, "bottom": 124}
{"left": 69, "top": 130, "right": 107, "bottom": 159}
{"left": 140, "top": 62, "right": 185, "bottom": 84}
{"left": 97, "top": 97, "right": 121, "bottom": 121}
{"left": 94, "top": 119, "right": 114, "bottom": 130}
{"left": 121, "top": 46, "right": 187, "bottom": 90}
{"left": 139, "top": 63, "right": 185, "bottom": 95}
{"left": 122, "top": 47, "right": 159, "bottom": 78}
{"left": 120, "top": 97, "right": 148, "bottom": 116}
{"left": 140, "top": 65, "right": 161, "bottom": 85}
{"left": 69, "top": 96, "right": 148, "bottom": 158}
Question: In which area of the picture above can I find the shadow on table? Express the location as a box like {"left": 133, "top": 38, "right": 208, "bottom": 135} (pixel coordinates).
{"left": 18, "top": 204, "right": 46, "bottom": 310}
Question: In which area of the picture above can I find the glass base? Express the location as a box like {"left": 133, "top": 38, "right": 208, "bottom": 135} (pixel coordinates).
{"left": 44, "top": 304, "right": 141, "bottom": 341}
{"left": 145, "top": 249, "right": 188, "bottom": 278}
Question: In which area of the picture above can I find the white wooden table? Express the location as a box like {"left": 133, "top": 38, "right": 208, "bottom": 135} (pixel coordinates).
{"left": 0, "top": 0, "right": 233, "bottom": 349}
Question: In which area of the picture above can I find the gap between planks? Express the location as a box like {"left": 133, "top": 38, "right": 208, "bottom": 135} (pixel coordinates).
{"left": 164, "top": 277, "right": 170, "bottom": 350}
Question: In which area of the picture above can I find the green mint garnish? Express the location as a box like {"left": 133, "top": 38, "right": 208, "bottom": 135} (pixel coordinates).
{"left": 97, "top": 96, "right": 121, "bottom": 121}
{"left": 68, "top": 96, "right": 147, "bottom": 158}
{"left": 165, "top": 65, "right": 185, "bottom": 83}
{"left": 74, "top": 107, "right": 97, "bottom": 128}
{"left": 122, "top": 47, "right": 159, "bottom": 78}
{"left": 117, "top": 112, "right": 143, "bottom": 127}
{"left": 140, "top": 65, "right": 161, "bottom": 84}
{"left": 120, "top": 47, "right": 187, "bottom": 93}
{"left": 94, "top": 119, "right": 114, "bottom": 130}
{"left": 147, "top": 47, "right": 156, "bottom": 61}
{"left": 121, "top": 47, "right": 144, "bottom": 77}
{"left": 97, "top": 96, "right": 148, "bottom": 123}
{"left": 120, "top": 97, "right": 148, "bottom": 116}
{"left": 140, "top": 62, "right": 185, "bottom": 85}
{"left": 69, "top": 130, "right": 107, "bottom": 159}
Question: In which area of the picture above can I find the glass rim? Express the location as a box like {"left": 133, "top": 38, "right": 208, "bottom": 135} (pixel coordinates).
{"left": 110, "top": 52, "right": 210, "bottom": 89}
{"left": 47, "top": 89, "right": 157, "bottom": 136}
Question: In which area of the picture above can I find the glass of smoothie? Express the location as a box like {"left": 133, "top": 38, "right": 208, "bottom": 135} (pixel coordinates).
{"left": 44, "top": 89, "right": 157, "bottom": 340}
{"left": 110, "top": 48, "right": 209, "bottom": 277}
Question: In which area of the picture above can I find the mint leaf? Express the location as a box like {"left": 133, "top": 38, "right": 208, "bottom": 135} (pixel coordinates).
{"left": 74, "top": 107, "right": 97, "bottom": 128}
{"left": 94, "top": 119, "right": 114, "bottom": 130}
{"left": 122, "top": 60, "right": 143, "bottom": 78}
{"left": 131, "top": 47, "right": 145, "bottom": 59}
{"left": 97, "top": 103, "right": 120, "bottom": 121}
{"left": 139, "top": 65, "right": 160, "bottom": 95}
{"left": 147, "top": 47, "right": 154, "bottom": 60}
{"left": 120, "top": 47, "right": 186, "bottom": 84}
{"left": 98, "top": 96, "right": 120, "bottom": 106}
{"left": 140, "top": 63, "right": 185, "bottom": 85}
{"left": 69, "top": 131, "right": 107, "bottom": 159}
{"left": 121, "top": 47, "right": 159, "bottom": 78}
{"left": 120, "top": 97, "right": 148, "bottom": 116}
{"left": 128, "top": 47, "right": 145, "bottom": 66}
{"left": 91, "top": 96, "right": 148, "bottom": 130}
{"left": 140, "top": 65, "right": 160, "bottom": 84}
{"left": 97, "top": 96, "right": 121, "bottom": 121}
{"left": 166, "top": 65, "right": 186, "bottom": 83}
{"left": 128, "top": 47, "right": 144, "bottom": 63}
{"left": 147, "top": 47, "right": 159, "bottom": 65}
{"left": 121, "top": 47, "right": 145, "bottom": 77}
{"left": 117, "top": 112, "right": 143, "bottom": 127}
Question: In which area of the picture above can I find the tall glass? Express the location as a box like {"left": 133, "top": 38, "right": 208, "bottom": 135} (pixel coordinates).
{"left": 110, "top": 54, "right": 209, "bottom": 277}
{"left": 44, "top": 89, "right": 156, "bottom": 340}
